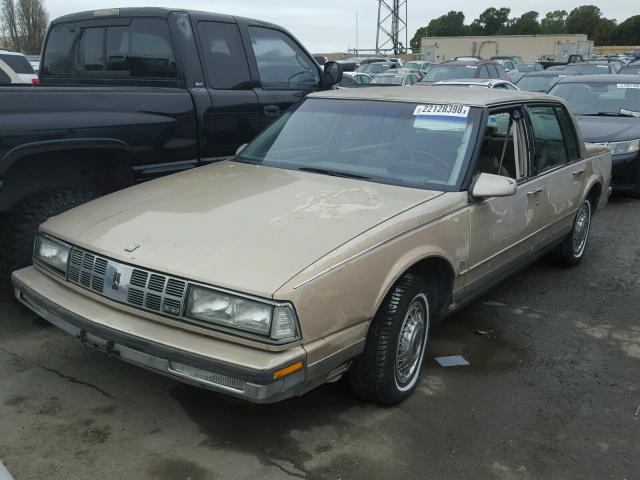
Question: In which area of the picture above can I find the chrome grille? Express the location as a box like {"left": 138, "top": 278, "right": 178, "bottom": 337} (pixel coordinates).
{"left": 67, "top": 247, "right": 185, "bottom": 318}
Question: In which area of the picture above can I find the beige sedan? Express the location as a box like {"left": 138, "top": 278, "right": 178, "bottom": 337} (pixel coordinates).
{"left": 12, "top": 87, "right": 612, "bottom": 405}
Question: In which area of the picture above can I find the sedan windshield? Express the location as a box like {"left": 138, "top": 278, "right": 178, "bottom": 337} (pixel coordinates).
{"left": 236, "top": 99, "right": 481, "bottom": 191}
{"left": 548, "top": 81, "right": 640, "bottom": 116}
{"left": 516, "top": 74, "right": 562, "bottom": 92}
{"left": 563, "top": 64, "right": 610, "bottom": 75}
{"left": 370, "top": 74, "right": 404, "bottom": 85}
{"left": 357, "top": 63, "right": 391, "bottom": 74}
{"left": 422, "top": 66, "right": 477, "bottom": 82}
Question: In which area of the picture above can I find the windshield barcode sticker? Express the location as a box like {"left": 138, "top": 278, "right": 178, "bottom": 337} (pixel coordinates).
{"left": 414, "top": 104, "right": 470, "bottom": 117}
{"left": 617, "top": 83, "right": 640, "bottom": 89}
{"left": 620, "top": 108, "right": 640, "bottom": 117}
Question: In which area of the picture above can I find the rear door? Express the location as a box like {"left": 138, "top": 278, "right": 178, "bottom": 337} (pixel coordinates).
{"left": 239, "top": 23, "right": 322, "bottom": 127}
{"left": 195, "top": 20, "right": 263, "bottom": 159}
{"left": 523, "top": 103, "right": 585, "bottom": 243}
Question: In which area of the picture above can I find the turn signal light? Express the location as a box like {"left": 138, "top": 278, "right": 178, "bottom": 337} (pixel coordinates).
{"left": 273, "top": 361, "right": 303, "bottom": 379}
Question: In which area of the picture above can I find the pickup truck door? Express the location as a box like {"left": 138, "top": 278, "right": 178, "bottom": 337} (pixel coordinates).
{"left": 194, "top": 20, "right": 263, "bottom": 159}
{"left": 523, "top": 104, "right": 585, "bottom": 244}
{"left": 465, "top": 107, "right": 546, "bottom": 291}
{"left": 239, "top": 22, "right": 323, "bottom": 128}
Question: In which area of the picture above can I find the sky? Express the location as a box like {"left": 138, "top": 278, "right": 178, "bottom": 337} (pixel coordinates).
{"left": 44, "top": 0, "right": 637, "bottom": 53}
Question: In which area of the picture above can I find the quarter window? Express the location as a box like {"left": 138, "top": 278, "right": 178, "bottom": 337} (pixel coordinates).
{"left": 248, "top": 27, "right": 319, "bottom": 89}
{"left": 477, "top": 110, "right": 525, "bottom": 179}
{"left": 197, "top": 22, "right": 252, "bottom": 89}
{"left": 526, "top": 105, "right": 570, "bottom": 175}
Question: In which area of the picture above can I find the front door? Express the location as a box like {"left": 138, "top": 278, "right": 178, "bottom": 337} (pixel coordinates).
{"left": 465, "top": 107, "right": 545, "bottom": 291}
{"left": 241, "top": 24, "right": 322, "bottom": 128}
{"left": 195, "top": 20, "right": 263, "bottom": 159}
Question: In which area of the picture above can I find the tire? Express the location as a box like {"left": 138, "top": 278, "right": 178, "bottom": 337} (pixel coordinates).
{"left": 0, "top": 189, "right": 97, "bottom": 293}
{"left": 558, "top": 198, "right": 592, "bottom": 266}
{"left": 349, "top": 273, "right": 432, "bottom": 406}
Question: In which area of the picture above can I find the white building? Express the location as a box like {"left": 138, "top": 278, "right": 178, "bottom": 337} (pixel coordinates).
{"left": 420, "top": 34, "right": 593, "bottom": 63}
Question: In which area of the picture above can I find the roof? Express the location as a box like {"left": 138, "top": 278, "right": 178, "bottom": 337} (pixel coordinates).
{"left": 50, "top": 7, "right": 279, "bottom": 29}
{"left": 556, "top": 74, "right": 640, "bottom": 84}
{"left": 309, "top": 86, "right": 555, "bottom": 106}
{"left": 0, "top": 50, "right": 25, "bottom": 57}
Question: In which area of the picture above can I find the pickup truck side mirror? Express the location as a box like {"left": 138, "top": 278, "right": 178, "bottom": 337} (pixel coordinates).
{"left": 471, "top": 173, "right": 517, "bottom": 199}
{"left": 322, "top": 61, "right": 343, "bottom": 87}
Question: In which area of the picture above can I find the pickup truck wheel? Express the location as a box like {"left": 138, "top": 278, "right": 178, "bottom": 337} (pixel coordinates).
{"left": 0, "top": 189, "right": 97, "bottom": 293}
{"left": 558, "top": 199, "right": 592, "bottom": 266}
{"left": 349, "top": 273, "right": 431, "bottom": 405}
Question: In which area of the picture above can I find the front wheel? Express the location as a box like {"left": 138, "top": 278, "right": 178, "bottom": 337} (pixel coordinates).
{"left": 558, "top": 199, "right": 592, "bottom": 266}
{"left": 349, "top": 274, "right": 431, "bottom": 405}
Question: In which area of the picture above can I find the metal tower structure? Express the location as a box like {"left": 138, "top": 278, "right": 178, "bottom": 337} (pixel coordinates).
{"left": 376, "top": 0, "right": 408, "bottom": 55}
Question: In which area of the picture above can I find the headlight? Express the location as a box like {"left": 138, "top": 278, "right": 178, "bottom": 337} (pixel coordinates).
{"left": 34, "top": 234, "right": 70, "bottom": 275}
{"left": 186, "top": 286, "right": 299, "bottom": 342}
{"left": 603, "top": 139, "right": 640, "bottom": 156}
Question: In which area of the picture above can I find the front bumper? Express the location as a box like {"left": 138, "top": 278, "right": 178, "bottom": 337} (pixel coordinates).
{"left": 12, "top": 266, "right": 306, "bottom": 403}
{"left": 611, "top": 152, "right": 639, "bottom": 191}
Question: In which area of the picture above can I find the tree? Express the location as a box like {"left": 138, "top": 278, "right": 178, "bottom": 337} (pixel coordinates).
{"left": 615, "top": 15, "right": 640, "bottom": 45}
{"left": 565, "top": 5, "right": 616, "bottom": 44}
{"left": 540, "top": 10, "right": 568, "bottom": 34}
{"left": 470, "top": 7, "right": 511, "bottom": 36}
{"left": 0, "top": 0, "right": 48, "bottom": 54}
{"left": 411, "top": 11, "right": 466, "bottom": 53}
{"left": 503, "top": 11, "right": 540, "bottom": 35}
{"left": 410, "top": 26, "right": 428, "bottom": 53}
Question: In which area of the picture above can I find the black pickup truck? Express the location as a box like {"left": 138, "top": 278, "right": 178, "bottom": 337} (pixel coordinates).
{"left": 0, "top": 7, "right": 342, "bottom": 289}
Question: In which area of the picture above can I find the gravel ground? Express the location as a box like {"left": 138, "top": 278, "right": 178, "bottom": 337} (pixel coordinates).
{"left": 0, "top": 196, "right": 638, "bottom": 480}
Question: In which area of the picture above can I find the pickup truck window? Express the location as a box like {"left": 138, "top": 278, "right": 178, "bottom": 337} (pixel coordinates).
{"left": 197, "top": 22, "right": 252, "bottom": 90}
{"left": 248, "top": 27, "right": 319, "bottom": 90}
{"left": 526, "top": 105, "right": 569, "bottom": 175}
{"left": 42, "top": 19, "right": 178, "bottom": 82}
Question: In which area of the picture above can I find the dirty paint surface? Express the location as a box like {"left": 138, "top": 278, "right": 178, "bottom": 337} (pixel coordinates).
{"left": 0, "top": 197, "right": 638, "bottom": 479}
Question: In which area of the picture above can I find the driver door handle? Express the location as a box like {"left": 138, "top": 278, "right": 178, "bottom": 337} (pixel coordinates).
{"left": 264, "top": 105, "right": 280, "bottom": 117}
{"left": 526, "top": 187, "right": 544, "bottom": 196}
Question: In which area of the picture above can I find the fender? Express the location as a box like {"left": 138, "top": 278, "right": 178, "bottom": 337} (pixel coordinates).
{"left": 0, "top": 138, "right": 130, "bottom": 178}
{"left": 372, "top": 248, "right": 457, "bottom": 318}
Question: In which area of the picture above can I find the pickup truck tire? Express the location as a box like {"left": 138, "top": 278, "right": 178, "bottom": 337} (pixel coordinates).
{"left": 349, "top": 273, "right": 431, "bottom": 405}
{"left": 558, "top": 199, "right": 592, "bottom": 266}
{"left": 0, "top": 188, "right": 97, "bottom": 293}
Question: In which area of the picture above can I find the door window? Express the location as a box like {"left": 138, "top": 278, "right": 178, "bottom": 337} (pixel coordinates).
{"left": 526, "top": 105, "right": 570, "bottom": 175}
{"left": 487, "top": 64, "right": 499, "bottom": 78}
{"left": 478, "top": 65, "right": 490, "bottom": 78}
{"left": 477, "top": 110, "right": 526, "bottom": 180}
{"left": 197, "top": 22, "right": 252, "bottom": 90}
{"left": 248, "top": 27, "right": 319, "bottom": 89}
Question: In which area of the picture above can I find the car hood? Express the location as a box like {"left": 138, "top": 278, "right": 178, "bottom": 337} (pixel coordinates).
{"left": 576, "top": 115, "right": 640, "bottom": 143}
{"left": 42, "top": 161, "right": 442, "bottom": 298}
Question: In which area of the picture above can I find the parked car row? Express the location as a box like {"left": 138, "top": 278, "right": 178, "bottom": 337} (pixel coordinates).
{"left": 1, "top": 7, "right": 637, "bottom": 408}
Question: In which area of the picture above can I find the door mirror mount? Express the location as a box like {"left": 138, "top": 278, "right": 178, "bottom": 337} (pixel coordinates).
{"left": 471, "top": 173, "right": 517, "bottom": 199}
{"left": 321, "top": 61, "right": 343, "bottom": 88}
{"left": 235, "top": 143, "right": 247, "bottom": 156}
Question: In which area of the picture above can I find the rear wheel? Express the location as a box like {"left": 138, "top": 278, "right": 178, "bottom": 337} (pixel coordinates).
{"left": 558, "top": 199, "right": 592, "bottom": 266}
{"left": 349, "top": 274, "right": 432, "bottom": 405}
{"left": 0, "top": 188, "right": 97, "bottom": 294}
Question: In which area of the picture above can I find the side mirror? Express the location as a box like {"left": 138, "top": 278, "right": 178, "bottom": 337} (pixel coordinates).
{"left": 471, "top": 173, "right": 517, "bottom": 199}
{"left": 322, "top": 61, "right": 343, "bottom": 87}
{"left": 235, "top": 143, "right": 247, "bottom": 156}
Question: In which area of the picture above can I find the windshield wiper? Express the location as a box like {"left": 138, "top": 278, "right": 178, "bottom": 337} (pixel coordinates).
{"left": 582, "top": 112, "right": 635, "bottom": 117}
{"left": 297, "top": 167, "right": 371, "bottom": 180}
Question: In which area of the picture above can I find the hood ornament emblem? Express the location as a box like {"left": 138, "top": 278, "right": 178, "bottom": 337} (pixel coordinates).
{"left": 124, "top": 243, "right": 141, "bottom": 253}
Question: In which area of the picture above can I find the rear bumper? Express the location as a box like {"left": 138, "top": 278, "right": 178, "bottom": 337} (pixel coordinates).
{"left": 12, "top": 266, "right": 307, "bottom": 403}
